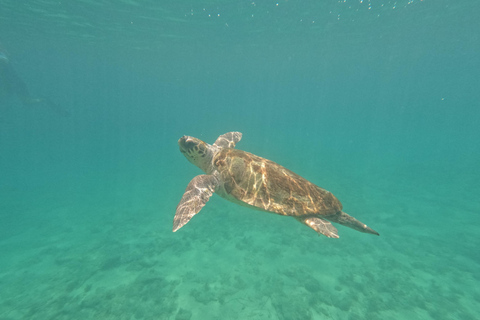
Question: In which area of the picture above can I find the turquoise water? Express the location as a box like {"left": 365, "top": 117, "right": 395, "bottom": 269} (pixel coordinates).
{"left": 1, "top": 1, "right": 479, "bottom": 319}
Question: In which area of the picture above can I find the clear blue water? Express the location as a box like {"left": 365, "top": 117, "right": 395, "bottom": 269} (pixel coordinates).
{"left": 1, "top": 1, "right": 479, "bottom": 319}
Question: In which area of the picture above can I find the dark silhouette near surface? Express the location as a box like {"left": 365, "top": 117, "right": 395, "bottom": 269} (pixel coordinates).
{"left": 0, "top": 46, "right": 69, "bottom": 117}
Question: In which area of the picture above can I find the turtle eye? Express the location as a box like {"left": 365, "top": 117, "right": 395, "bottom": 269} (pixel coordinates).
{"left": 184, "top": 141, "right": 196, "bottom": 150}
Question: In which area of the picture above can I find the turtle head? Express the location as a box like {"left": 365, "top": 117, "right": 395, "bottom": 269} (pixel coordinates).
{"left": 178, "top": 136, "right": 214, "bottom": 173}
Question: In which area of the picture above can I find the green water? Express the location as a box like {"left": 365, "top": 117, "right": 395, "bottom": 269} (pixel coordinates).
{"left": 0, "top": 1, "right": 479, "bottom": 319}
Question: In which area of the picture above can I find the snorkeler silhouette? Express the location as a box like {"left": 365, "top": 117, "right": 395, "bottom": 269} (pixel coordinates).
{"left": 0, "top": 45, "right": 68, "bottom": 116}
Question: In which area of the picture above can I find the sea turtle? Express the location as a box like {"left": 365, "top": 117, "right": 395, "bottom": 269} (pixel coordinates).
{"left": 173, "top": 132, "right": 379, "bottom": 238}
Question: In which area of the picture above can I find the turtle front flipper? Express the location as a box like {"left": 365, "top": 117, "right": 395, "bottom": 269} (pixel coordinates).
{"left": 326, "top": 211, "right": 380, "bottom": 236}
{"left": 173, "top": 175, "right": 219, "bottom": 232}
{"left": 294, "top": 217, "right": 339, "bottom": 238}
{"left": 213, "top": 132, "right": 242, "bottom": 149}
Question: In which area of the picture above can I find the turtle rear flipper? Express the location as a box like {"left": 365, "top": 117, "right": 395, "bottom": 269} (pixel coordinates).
{"left": 173, "top": 175, "right": 218, "bottom": 232}
{"left": 295, "top": 217, "right": 339, "bottom": 238}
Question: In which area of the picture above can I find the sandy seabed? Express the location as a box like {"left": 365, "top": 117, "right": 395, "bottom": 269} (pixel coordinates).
{"left": 0, "top": 165, "right": 478, "bottom": 320}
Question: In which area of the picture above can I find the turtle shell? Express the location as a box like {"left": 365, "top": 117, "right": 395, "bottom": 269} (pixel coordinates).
{"left": 213, "top": 148, "right": 342, "bottom": 217}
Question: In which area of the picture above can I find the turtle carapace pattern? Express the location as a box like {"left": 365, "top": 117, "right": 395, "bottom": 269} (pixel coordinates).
{"left": 173, "top": 132, "right": 379, "bottom": 238}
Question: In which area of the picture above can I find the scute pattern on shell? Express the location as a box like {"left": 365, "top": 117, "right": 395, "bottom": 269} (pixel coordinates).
{"left": 213, "top": 148, "right": 342, "bottom": 216}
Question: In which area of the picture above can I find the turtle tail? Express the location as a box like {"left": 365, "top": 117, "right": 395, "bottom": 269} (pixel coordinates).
{"left": 326, "top": 211, "right": 379, "bottom": 236}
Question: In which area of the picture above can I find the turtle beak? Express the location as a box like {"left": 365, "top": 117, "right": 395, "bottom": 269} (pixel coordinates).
{"left": 178, "top": 136, "right": 187, "bottom": 152}
{"left": 178, "top": 136, "right": 195, "bottom": 154}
